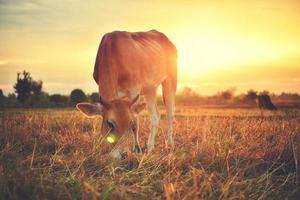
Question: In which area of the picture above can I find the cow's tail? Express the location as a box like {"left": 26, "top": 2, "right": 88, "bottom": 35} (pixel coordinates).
{"left": 162, "top": 42, "right": 177, "bottom": 106}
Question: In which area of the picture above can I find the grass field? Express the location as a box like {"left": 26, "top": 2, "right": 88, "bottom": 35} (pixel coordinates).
{"left": 1, "top": 107, "right": 300, "bottom": 199}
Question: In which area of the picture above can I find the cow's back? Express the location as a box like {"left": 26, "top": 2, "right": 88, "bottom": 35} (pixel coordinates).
{"left": 93, "top": 30, "right": 177, "bottom": 100}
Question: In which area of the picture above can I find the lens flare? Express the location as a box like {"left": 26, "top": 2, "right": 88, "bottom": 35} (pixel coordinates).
{"left": 106, "top": 133, "right": 117, "bottom": 144}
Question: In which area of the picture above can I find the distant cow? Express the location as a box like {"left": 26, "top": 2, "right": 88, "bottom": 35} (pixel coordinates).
{"left": 257, "top": 94, "right": 277, "bottom": 110}
{"left": 76, "top": 30, "right": 177, "bottom": 158}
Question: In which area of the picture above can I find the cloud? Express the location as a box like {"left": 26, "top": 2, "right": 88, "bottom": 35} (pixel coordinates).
{"left": 0, "top": 0, "right": 47, "bottom": 29}
{"left": 0, "top": 0, "right": 104, "bottom": 33}
{"left": 0, "top": 0, "right": 43, "bottom": 15}
{"left": 0, "top": 0, "right": 39, "bottom": 5}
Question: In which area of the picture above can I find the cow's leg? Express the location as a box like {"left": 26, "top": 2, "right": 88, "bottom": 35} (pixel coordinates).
{"left": 162, "top": 78, "right": 176, "bottom": 146}
{"left": 144, "top": 90, "right": 160, "bottom": 152}
{"left": 133, "top": 117, "right": 141, "bottom": 153}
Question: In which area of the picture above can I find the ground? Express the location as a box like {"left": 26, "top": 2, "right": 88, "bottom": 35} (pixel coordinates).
{"left": 0, "top": 107, "right": 300, "bottom": 199}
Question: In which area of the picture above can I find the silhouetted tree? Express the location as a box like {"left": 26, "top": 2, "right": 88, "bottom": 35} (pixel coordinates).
{"left": 14, "top": 71, "right": 32, "bottom": 103}
{"left": 219, "top": 88, "right": 235, "bottom": 101}
{"left": 244, "top": 89, "right": 257, "bottom": 104}
{"left": 278, "top": 92, "right": 300, "bottom": 101}
{"left": 0, "top": 93, "right": 17, "bottom": 108}
{"left": 50, "top": 94, "right": 63, "bottom": 103}
{"left": 176, "top": 87, "right": 204, "bottom": 105}
{"left": 13, "top": 70, "right": 43, "bottom": 103}
{"left": 0, "top": 89, "right": 5, "bottom": 107}
{"left": 28, "top": 92, "right": 50, "bottom": 107}
{"left": 90, "top": 92, "right": 99, "bottom": 102}
{"left": 181, "top": 87, "right": 194, "bottom": 96}
{"left": 70, "top": 89, "right": 87, "bottom": 104}
{"left": 0, "top": 89, "right": 4, "bottom": 100}
{"left": 8, "top": 93, "right": 16, "bottom": 99}
{"left": 50, "top": 94, "right": 68, "bottom": 106}
{"left": 260, "top": 90, "right": 270, "bottom": 95}
{"left": 31, "top": 80, "right": 43, "bottom": 95}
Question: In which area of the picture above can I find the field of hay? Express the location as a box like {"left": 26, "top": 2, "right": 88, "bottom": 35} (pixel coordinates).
{"left": 1, "top": 107, "right": 300, "bottom": 199}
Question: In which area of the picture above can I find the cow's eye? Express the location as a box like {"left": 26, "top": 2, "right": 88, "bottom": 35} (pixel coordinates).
{"left": 107, "top": 120, "right": 115, "bottom": 130}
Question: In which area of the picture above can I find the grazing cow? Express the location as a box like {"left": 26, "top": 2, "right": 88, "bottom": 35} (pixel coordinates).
{"left": 257, "top": 94, "right": 277, "bottom": 110}
{"left": 76, "top": 30, "right": 177, "bottom": 158}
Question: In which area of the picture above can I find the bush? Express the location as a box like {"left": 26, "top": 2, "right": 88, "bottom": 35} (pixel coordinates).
{"left": 50, "top": 94, "right": 69, "bottom": 107}
{"left": 70, "top": 89, "right": 87, "bottom": 105}
{"left": 89, "top": 92, "right": 99, "bottom": 102}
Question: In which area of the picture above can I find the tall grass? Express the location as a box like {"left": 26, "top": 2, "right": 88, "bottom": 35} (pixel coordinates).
{"left": 0, "top": 108, "right": 299, "bottom": 199}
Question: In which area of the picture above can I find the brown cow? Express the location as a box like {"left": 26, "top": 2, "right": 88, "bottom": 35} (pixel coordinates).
{"left": 257, "top": 94, "right": 277, "bottom": 110}
{"left": 76, "top": 30, "right": 177, "bottom": 158}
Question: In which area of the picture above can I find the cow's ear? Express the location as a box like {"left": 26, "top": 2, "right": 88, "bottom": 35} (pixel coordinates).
{"left": 76, "top": 102, "right": 103, "bottom": 117}
{"left": 131, "top": 101, "right": 146, "bottom": 113}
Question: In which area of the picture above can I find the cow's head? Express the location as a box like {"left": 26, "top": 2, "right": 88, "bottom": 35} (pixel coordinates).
{"left": 76, "top": 95, "right": 146, "bottom": 157}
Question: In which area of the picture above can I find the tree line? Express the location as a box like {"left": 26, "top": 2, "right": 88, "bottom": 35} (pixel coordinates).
{"left": 0, "top": 70, "right": 299, "bottom": 108}
{"left": 0, "top": 71, "right": 99, "bottom": 108}
{"left": 176, "top": 87, "right": 300, "bottom": 108}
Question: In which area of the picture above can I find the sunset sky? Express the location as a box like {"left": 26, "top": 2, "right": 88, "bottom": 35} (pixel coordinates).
{"left": 1, "top": 0, "right": 300, "bottom": 95}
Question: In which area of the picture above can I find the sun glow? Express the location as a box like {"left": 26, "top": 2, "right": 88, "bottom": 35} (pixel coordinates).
{"left": 174, "top": 30, "right": 293, "bottom": 74}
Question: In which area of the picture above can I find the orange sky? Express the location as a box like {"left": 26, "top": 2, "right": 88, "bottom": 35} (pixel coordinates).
{"left": 0, "top": 0, "right": 300, "bottom": 95}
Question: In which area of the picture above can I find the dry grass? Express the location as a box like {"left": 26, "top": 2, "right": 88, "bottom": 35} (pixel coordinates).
{"left": 0, "top": 107, "right": 300, "bottom": 199}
